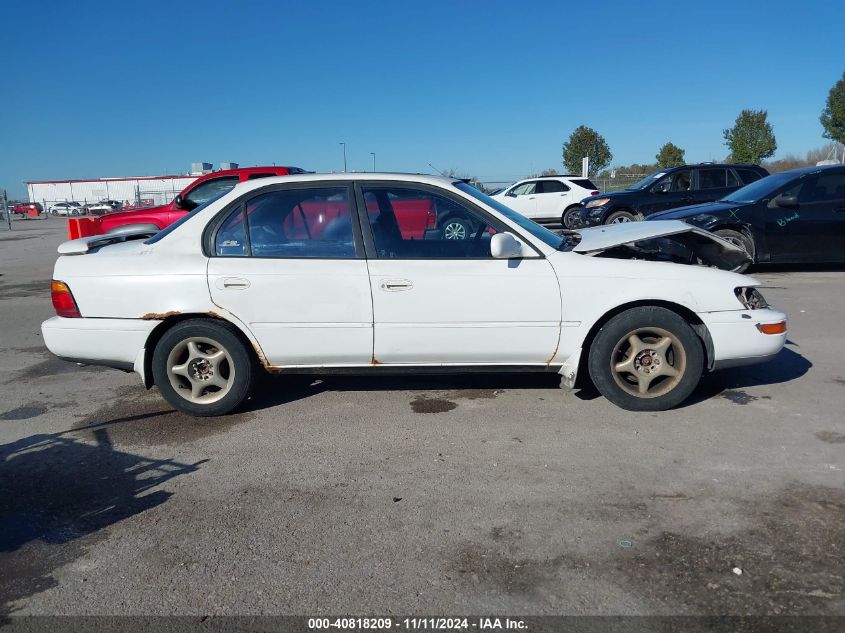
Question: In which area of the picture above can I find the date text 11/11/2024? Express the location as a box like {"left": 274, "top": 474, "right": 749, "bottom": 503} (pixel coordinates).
{"left": 307, "top": 617, "right": 527, "bottom": 630}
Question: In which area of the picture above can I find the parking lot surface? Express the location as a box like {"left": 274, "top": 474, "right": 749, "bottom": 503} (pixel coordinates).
{"left": 1, "top": 218, "right": 843, "bottom": 617}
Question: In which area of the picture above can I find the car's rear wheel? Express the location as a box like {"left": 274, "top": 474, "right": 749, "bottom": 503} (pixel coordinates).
{"left": 588, "top": 307, "right": 704, "bottom": 411}
{"left": 152, "top": 319, "right": 254, "bottom": 416}
{"left": 605, "top": 209, "right": 639, "bottom": 224}
{"left": 443, "top": 216, "right": 470, "bottom": 240}
{"left": 713, "top": 229, "right": 753, "bottom": 273}
{"left": 562, "top": 205, "right": 581, "bottom": 229}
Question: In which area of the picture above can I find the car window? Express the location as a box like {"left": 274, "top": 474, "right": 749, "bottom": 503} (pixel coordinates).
{"left": 362, "top": 186, "right": 503, "bottom": 259}
{"left": 247, "top": 173, "right": 277, "bottom": 180}
{"left": 736, "top": 169, "right": 763, "bottom": 185}
{"left": 215, "top": 206, "right": 248, "bottom": 256}
{"left": 569, "top": 178, "right": 598, "bottom": 190}
{"left": 727, "top": 170, "right": 741, "bottom": 188}
{"left": 243, "top": 187, "right": 355, "bottom": 258}
{"left": 511, "top": 182, "right": 537, "bottom": 196}
{"left": 184, "top": 176, "right": 239, "bottom": 207}
{"left": 653, "top": 170, "right": 692, "bottom": 193}
{"left": 538, "top": 180, "right": 568, "bottom": 193}
{"left": 699, "top": 168, "right": 728, "bottom": 190}
{"left": 800, "top": 172, "right": 845, "bottom": 203}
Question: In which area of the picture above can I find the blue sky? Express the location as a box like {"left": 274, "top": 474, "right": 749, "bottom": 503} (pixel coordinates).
{"left": 1, "top": 0, "right": 843, "bottom": 197}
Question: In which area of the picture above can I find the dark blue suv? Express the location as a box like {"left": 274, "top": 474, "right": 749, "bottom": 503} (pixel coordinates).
{"left": 574, "top": 164, "right": 768, "bottom": 227}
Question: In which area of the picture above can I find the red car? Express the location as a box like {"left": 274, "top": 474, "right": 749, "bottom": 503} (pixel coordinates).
{"left": 12, "top": 202, "right": 44, "bottom": 218}
{"left": 68, "top": 166, "right": 307, "bottom": 238}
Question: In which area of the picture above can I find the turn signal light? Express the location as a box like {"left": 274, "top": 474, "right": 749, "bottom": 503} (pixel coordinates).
{"left": 756, "top": 322, "right": 786, "bottom": 335}
{"left": 51, "top": 280, "right": 81, "bottom": 318}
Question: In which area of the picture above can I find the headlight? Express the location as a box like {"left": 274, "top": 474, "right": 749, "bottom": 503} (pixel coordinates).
{"left": 585, "top": 197, "right": 610, "bottom": 208}
{"left": 691, "top": 214, "right": 719, "bottom": 224}
{"left": 735, "top": 287, "right": 768, "bottom": 310}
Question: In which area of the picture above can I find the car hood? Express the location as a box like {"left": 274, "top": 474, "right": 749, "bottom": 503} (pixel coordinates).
{"left": 647, "top": 200, "right": 748, "bottom": 221}
{"left": 570, "top": 220, "right": 750, "bottom": 270}
{"left": 583, "top": 189, "right": 635, "bottom": 202}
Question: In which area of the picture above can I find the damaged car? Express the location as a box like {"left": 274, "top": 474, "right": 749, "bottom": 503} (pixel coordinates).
{"left": 41, "top": 174, "right": 787, "bottom": 415}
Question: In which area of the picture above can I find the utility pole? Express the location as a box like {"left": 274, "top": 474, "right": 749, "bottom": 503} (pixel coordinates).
{"left": 339, "top": 142, "right": 347, "bottom": 172}
{"left": 370, "top": 152, "right": 376, "bottom": 172}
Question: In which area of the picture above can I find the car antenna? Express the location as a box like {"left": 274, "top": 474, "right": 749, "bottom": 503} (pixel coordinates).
{"left": 428, "top": 163, "right": 447, "bottom": 177}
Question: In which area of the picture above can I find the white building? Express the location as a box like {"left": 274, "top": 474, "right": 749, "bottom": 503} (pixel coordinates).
{"left": 26, "top": 162, "right": 239, "bottom": 208}
{"left": 27, "top": 174, "right": 198, "bottom": 208}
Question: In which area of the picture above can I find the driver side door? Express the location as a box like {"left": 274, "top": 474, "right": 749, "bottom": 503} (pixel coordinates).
{"left": 642, "top": 169, "right": 694, "bottom": 214}
{"left": 503, "top": 181, "right": 539, "bottom": 218}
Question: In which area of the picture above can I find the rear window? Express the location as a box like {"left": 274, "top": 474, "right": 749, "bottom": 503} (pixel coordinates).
{"left": 569, "top": 178, "right": 597, "bottom": 190}
{"left": 538, "top": 180, "right": 568, "bottom": 193}
{"left": 736, "top": 169, "right": 763, "bottom": 185}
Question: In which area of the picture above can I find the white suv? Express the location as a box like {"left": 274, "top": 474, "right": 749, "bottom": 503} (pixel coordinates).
{"left": 491, "top": 175, "right": 600, "bottom": 228}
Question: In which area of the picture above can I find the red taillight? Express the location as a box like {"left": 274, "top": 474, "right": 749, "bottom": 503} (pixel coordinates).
{"left": 51, "top": 280, "right": 81, "bottom": 318}
{"left": 590, "top": 191, "right": 600, "bottom": 195}
{"left": 425, "top": 209, "right": 437, "bottom": 228}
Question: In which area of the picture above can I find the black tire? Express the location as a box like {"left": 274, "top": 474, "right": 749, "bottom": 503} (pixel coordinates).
{"left": 151, "top": 319, "right": 254, "bottom": 417}
{"left": 605, "top": 209, "right": 640, "bottom": 224}
{"left": 442, "top": 216, "right": 470, "bottom": 240}
{"left": 562, "top": 205, "right": 581, "bottom": 229}
{"left": 588, "top": 306, "right": 704, "bottom": 411}
{"left": 713, "top": 229, "right": 754, "bottom": 273}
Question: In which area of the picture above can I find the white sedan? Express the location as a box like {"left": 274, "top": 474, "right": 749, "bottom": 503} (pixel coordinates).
{"left": 42, "top": 173, "right": 787, "bottom": 415}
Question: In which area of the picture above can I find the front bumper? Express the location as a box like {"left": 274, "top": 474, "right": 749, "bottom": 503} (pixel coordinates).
{"left": 572, "top": 204, "right": 606, "bottom": 228}
{"left": 41, "top": 316, "right": 158, "bottom": 378}
{"left": 701, "top": 308, "right": 787, "bottom": 369}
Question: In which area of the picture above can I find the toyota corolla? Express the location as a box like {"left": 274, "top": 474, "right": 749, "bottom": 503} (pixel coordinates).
{"left": 42, "top": 174, "right": 787, "bottom": 415}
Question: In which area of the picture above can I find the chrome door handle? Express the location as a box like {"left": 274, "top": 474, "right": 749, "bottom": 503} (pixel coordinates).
{"left": 222, "top": 278, "right": 250, "bottom": 289}
{"left": 380, "top": 279, "right": 413, "bottom": 292}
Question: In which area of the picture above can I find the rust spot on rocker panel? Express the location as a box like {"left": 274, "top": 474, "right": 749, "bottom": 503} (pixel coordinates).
{"left": 140, "top": 310, "right": 181, "bottom": 320}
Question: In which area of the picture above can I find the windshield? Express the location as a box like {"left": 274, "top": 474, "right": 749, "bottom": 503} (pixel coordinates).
{"left": 629, "top": 170, "right": 670, "bottom": 190}
{"left": 719, "top": 172, "right": 798, "bottom": 204}
{"left": 145, "top": 190, "right": 232, "bottom": 245}
{"left": 454, "top": 182, "right": 568, "bottom": 250}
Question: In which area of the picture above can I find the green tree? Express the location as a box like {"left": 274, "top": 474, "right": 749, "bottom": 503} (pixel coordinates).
{"left": 562, "top": 126, "right": 612, "bottom": 176}
{"left": 723, "top": 109, "right": 777, "bottom": 164}
{"left": 820, "top": 71, "right": 845, "bottom": 146}
{"left": 655, "top": 142, "right": 685, "bottom": 168}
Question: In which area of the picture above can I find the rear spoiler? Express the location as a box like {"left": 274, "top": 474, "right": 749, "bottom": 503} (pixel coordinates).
{"left": 57, "top": 224, "right": 160, "bottom": 255}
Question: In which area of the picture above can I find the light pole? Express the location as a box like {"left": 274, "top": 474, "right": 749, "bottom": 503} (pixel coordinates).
{"left": 339, "top": 142, "right": 347, "bottom": 172}
{"left": 370, "top": 152, "right": 376, "bottom": 172}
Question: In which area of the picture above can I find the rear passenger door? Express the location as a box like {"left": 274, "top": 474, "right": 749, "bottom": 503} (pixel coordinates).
{"left": 207, "top": 183, "right": 374, "bottom": 366}
{"left": 533, "top": 180, "right": 569, "bottom": 221}
{"left": 693, "top": 168, "right": 734, "bottom": 205}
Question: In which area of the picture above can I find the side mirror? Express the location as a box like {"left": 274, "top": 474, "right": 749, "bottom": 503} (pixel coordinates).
{"left": 505, "top": 190, "right": 517, "bottom": 197}
{"left": 173, "top": 194, "right": 185, "bottom": 209}
{"left": 775, "top": 194, "right": 799, "bottom": 208}
{"left": 491, "top": 232, "right": 523, "bottom": 259}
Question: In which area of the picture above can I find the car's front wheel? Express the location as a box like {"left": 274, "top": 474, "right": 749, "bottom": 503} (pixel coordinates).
{"left": 605, "top": 209, "right": 640, "bottom": 224}
{"left": 152, "top": 319, "right": 254, "bottom": 416}
{"left": 588, "top": 307, "right": 704, "bottom": 411}
{"left": 562, "top": 205, "right": 581, "bottom": 229}
{"left": 713, "top": 229, "right": 754, "bottom": 273}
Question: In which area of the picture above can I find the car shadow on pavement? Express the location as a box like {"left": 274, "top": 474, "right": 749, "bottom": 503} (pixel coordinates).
{"left": 246, "top": 371, "right": 564, "bottom": 412}
{"left": 0, "top": 428, "right": 205, "bottom": 619}
{"left": 687, "top": 346, "right": 812, "bottom": 406}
